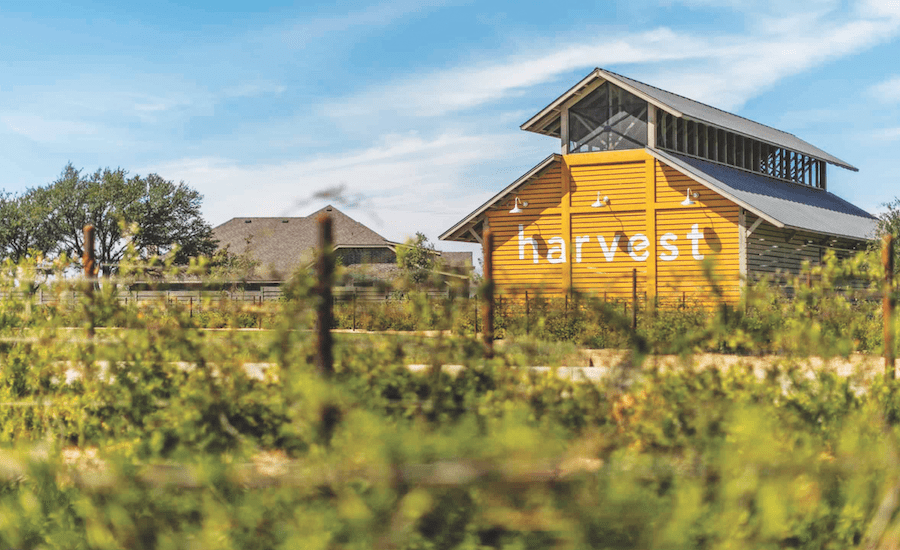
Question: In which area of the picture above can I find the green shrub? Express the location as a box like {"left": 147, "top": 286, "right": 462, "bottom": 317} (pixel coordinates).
{"left": 0, "top": 250, "right": 894, "bottom": 547}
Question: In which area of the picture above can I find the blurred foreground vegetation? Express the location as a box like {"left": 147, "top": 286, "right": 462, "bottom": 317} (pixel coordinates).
{"left": 0, "top": 250, "right": 896, "bottom": 548}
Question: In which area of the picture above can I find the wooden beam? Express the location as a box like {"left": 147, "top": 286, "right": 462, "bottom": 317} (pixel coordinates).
{"left": 739, "top": 208, "right": 747, "bottom": 282}
{"left": 645, "top": 157, "right": 658, "bottom": 299}
{"left": 468, "top": 227, "right": 483, "bottom": 245}
{"left": 746, "top": 217, "right": 764, "bottom": 237}
{"left": 561, "top": 157, "right": 572, "bottom": 291}
{"left": 701, "top": 123, "right": 708, "bottom": 158}
{"left": 647, "top": 105, "right": 657, "bottom": 148}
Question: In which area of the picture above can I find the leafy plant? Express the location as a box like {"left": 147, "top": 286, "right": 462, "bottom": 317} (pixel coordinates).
{"left": 0, "top": 248, "right": 894, "bottom": 548}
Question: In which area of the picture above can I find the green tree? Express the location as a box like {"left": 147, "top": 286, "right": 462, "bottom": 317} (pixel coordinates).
{"left": 208, "top": 244, "right": 261, "bottom": 279}
{"left": 396, "top": 232, "right": 435, "bottom": 286}
{"left": 0, "top": 187, "right": 55, "bottom": 261}
{"left": 4, "top": 163, "right": 217, "bottom": 275}
{"left": 127, "top": 173, "right": 218, "bottom": 264}
{"left": 875, "top": 196, "right": 900, "bottom": 266}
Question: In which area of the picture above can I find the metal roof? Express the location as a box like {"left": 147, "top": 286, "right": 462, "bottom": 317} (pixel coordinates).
{"left": 521, "top": 68, "right": 858, "bottom": 172}
{"left": 649, "top": 149, "right": 877, "bottom": 241}
{"left": 438, "top": 154, "right": 560, "bottom": 242}
{"left": 440, "top": 149, "right": 876, "bottom": 244}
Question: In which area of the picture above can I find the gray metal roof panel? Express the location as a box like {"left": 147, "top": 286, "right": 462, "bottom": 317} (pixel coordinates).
{"left": 601, "top": 69, "right": 857, "bottom": 171}
{"left": 654, "top": 150, "right": 877, "bottom": 241}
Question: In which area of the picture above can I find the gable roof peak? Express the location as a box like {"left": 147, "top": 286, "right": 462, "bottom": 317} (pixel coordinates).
{"left": 522, "top": 67, "right": 857, "bottom": 172}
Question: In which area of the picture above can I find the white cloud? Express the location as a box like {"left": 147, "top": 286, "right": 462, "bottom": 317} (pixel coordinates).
{"left": 859, "top": 0, "right": 900, "bottom": 18}
{"left": 222, "top": 82, "right": 287, "bottom": 98}
{"left": 1, "top": 114, "right": 99, "bottom": 143}
{"left": 326, "top": 2, "right": 900, "bottom": 118}
{"left": 278, "top": 0, "right": 460, "bottom": 47}
{"left": 648, "top": 14, "right": 900, "bottom": 110}
{"left": 869, "top": 75, "right": 900, "bottom": 102}
{"left": 326, "top": 28, "right": 708, "bottom": 118}
{"left": 144, "top": 132, "right": 530, "bottom": 244}
{"left": 874, "top": 127, "right": 900, "bottom": 140}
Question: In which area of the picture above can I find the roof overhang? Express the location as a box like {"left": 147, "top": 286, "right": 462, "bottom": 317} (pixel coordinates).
{"left": 439, "top": 154, "right": 560, "bottom": 243}
{"left": 649, "top": 148, "right": 876, "bottom": 241}
{"left": 334, "top": 243, "right": 394, "bottom": 249}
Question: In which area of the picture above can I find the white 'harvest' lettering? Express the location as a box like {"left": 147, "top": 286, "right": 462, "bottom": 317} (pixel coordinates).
{"left": 687, "top": 223, "right": 704, "bottom": 260}
{"left": 547, "top": 237, "right": 566, "bottom": 264}
{"left": 627, "top": 234, "right": 650, "bottom": 261}
{"left": 574, "top": 235, "right": 591, "bottom": 263}
{"left": 659, "top": 233, "right": 678, "bottom": 261}
{"left": 518, "top": 225, "right": 539, "bottom": 264}
{"left": 515, "top": 226, "right": 706, "bottom": 264}
{"left": 596, "top": 234, "right": 620, "bottom": 262}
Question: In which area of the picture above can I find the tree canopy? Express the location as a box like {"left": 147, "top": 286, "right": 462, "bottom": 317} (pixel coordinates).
{"left": 876, "top": 196, "right": 900, "bottom": 267}
{"left": 1, "top": 163, "right": 217, "bottom": 274}
{"left": 396, "top": 232, "right": 436, "bottom": 286}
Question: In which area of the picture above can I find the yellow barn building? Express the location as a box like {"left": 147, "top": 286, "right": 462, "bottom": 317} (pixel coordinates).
{"left": 440, "top": 68, "right": 879, "bottom": 304}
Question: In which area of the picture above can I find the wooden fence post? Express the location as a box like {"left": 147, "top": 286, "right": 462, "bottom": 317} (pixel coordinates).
{"left": 631, "top": 268, "right": 638, "bottom": 331}
{"left": 482, "top": 230, "right": 494, "bottom": 359}
{"left": 525, "top": 290, "right": 530, "bottom": 335}
{"left": 315, "top": 214, "right": 335, "bottom": 377}
{"left": 83, "top": 224, "right": 96, "bottom": 338}
{"left": 885, "top": 234, "right": 895, "bottom": 379}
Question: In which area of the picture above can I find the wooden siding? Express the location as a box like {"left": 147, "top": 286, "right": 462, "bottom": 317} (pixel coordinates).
{"left": 744, "top": 213, "right": 866, "bottom": 285}
{"left": 655, "top": 164, "right": 740, "bottom": 304}
{"left": 655, "top": 164, "right": 734, "bottom": 209}
{"left": 570, "top": 161, "right": 646, "bottom": 209}
{"left": 571, "top": 210, "right": 647, "bottom": 295}
{"left": 487, "top": 163, "right": 564, "bottom": 294}
{"left": 655, "top": 207, "right": 740, "bottom": 304}
{"left": 487, "top": 150, "right": 744, "bottom": 303}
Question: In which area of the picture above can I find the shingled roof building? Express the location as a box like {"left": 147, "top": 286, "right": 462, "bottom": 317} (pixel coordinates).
{"left": 440, "top": 68, "right": 878, "bottom": 304}
{"left": 214, "top": 205, "right": 472, "bottom": 285}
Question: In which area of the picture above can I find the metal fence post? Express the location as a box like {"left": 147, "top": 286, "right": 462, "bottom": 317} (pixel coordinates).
{"left": 315, "top": 214, "right": 335, "bottom": 377}
{"left": 482, "top": 229, "right": 494, "bottom": 359}
{"left": 885, "top": 234, "right": 895, "bottom": 379}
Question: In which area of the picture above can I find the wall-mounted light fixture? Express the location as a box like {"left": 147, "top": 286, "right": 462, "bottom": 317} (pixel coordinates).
{"left": 591, "top": 192, "right": 609, "bottom": 208}
{"left": 681, "top": 189, "right": 700, "bottom": 206}
{"left": 509, "top": 197, "right": 528, "bottom": 214}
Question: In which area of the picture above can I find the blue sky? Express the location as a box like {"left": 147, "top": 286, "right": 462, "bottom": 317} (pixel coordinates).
{"left": 1, "top": 0, "right": 899, "bottom": 255}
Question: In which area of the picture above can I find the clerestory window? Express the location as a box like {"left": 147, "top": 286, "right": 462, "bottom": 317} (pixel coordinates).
{"left": 568, "top": 82, "right": 648, "bottom": 153}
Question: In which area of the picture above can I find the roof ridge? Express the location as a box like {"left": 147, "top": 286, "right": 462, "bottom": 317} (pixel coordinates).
{"left": 599, "top": 67, "right": 799, "bottom": 140}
